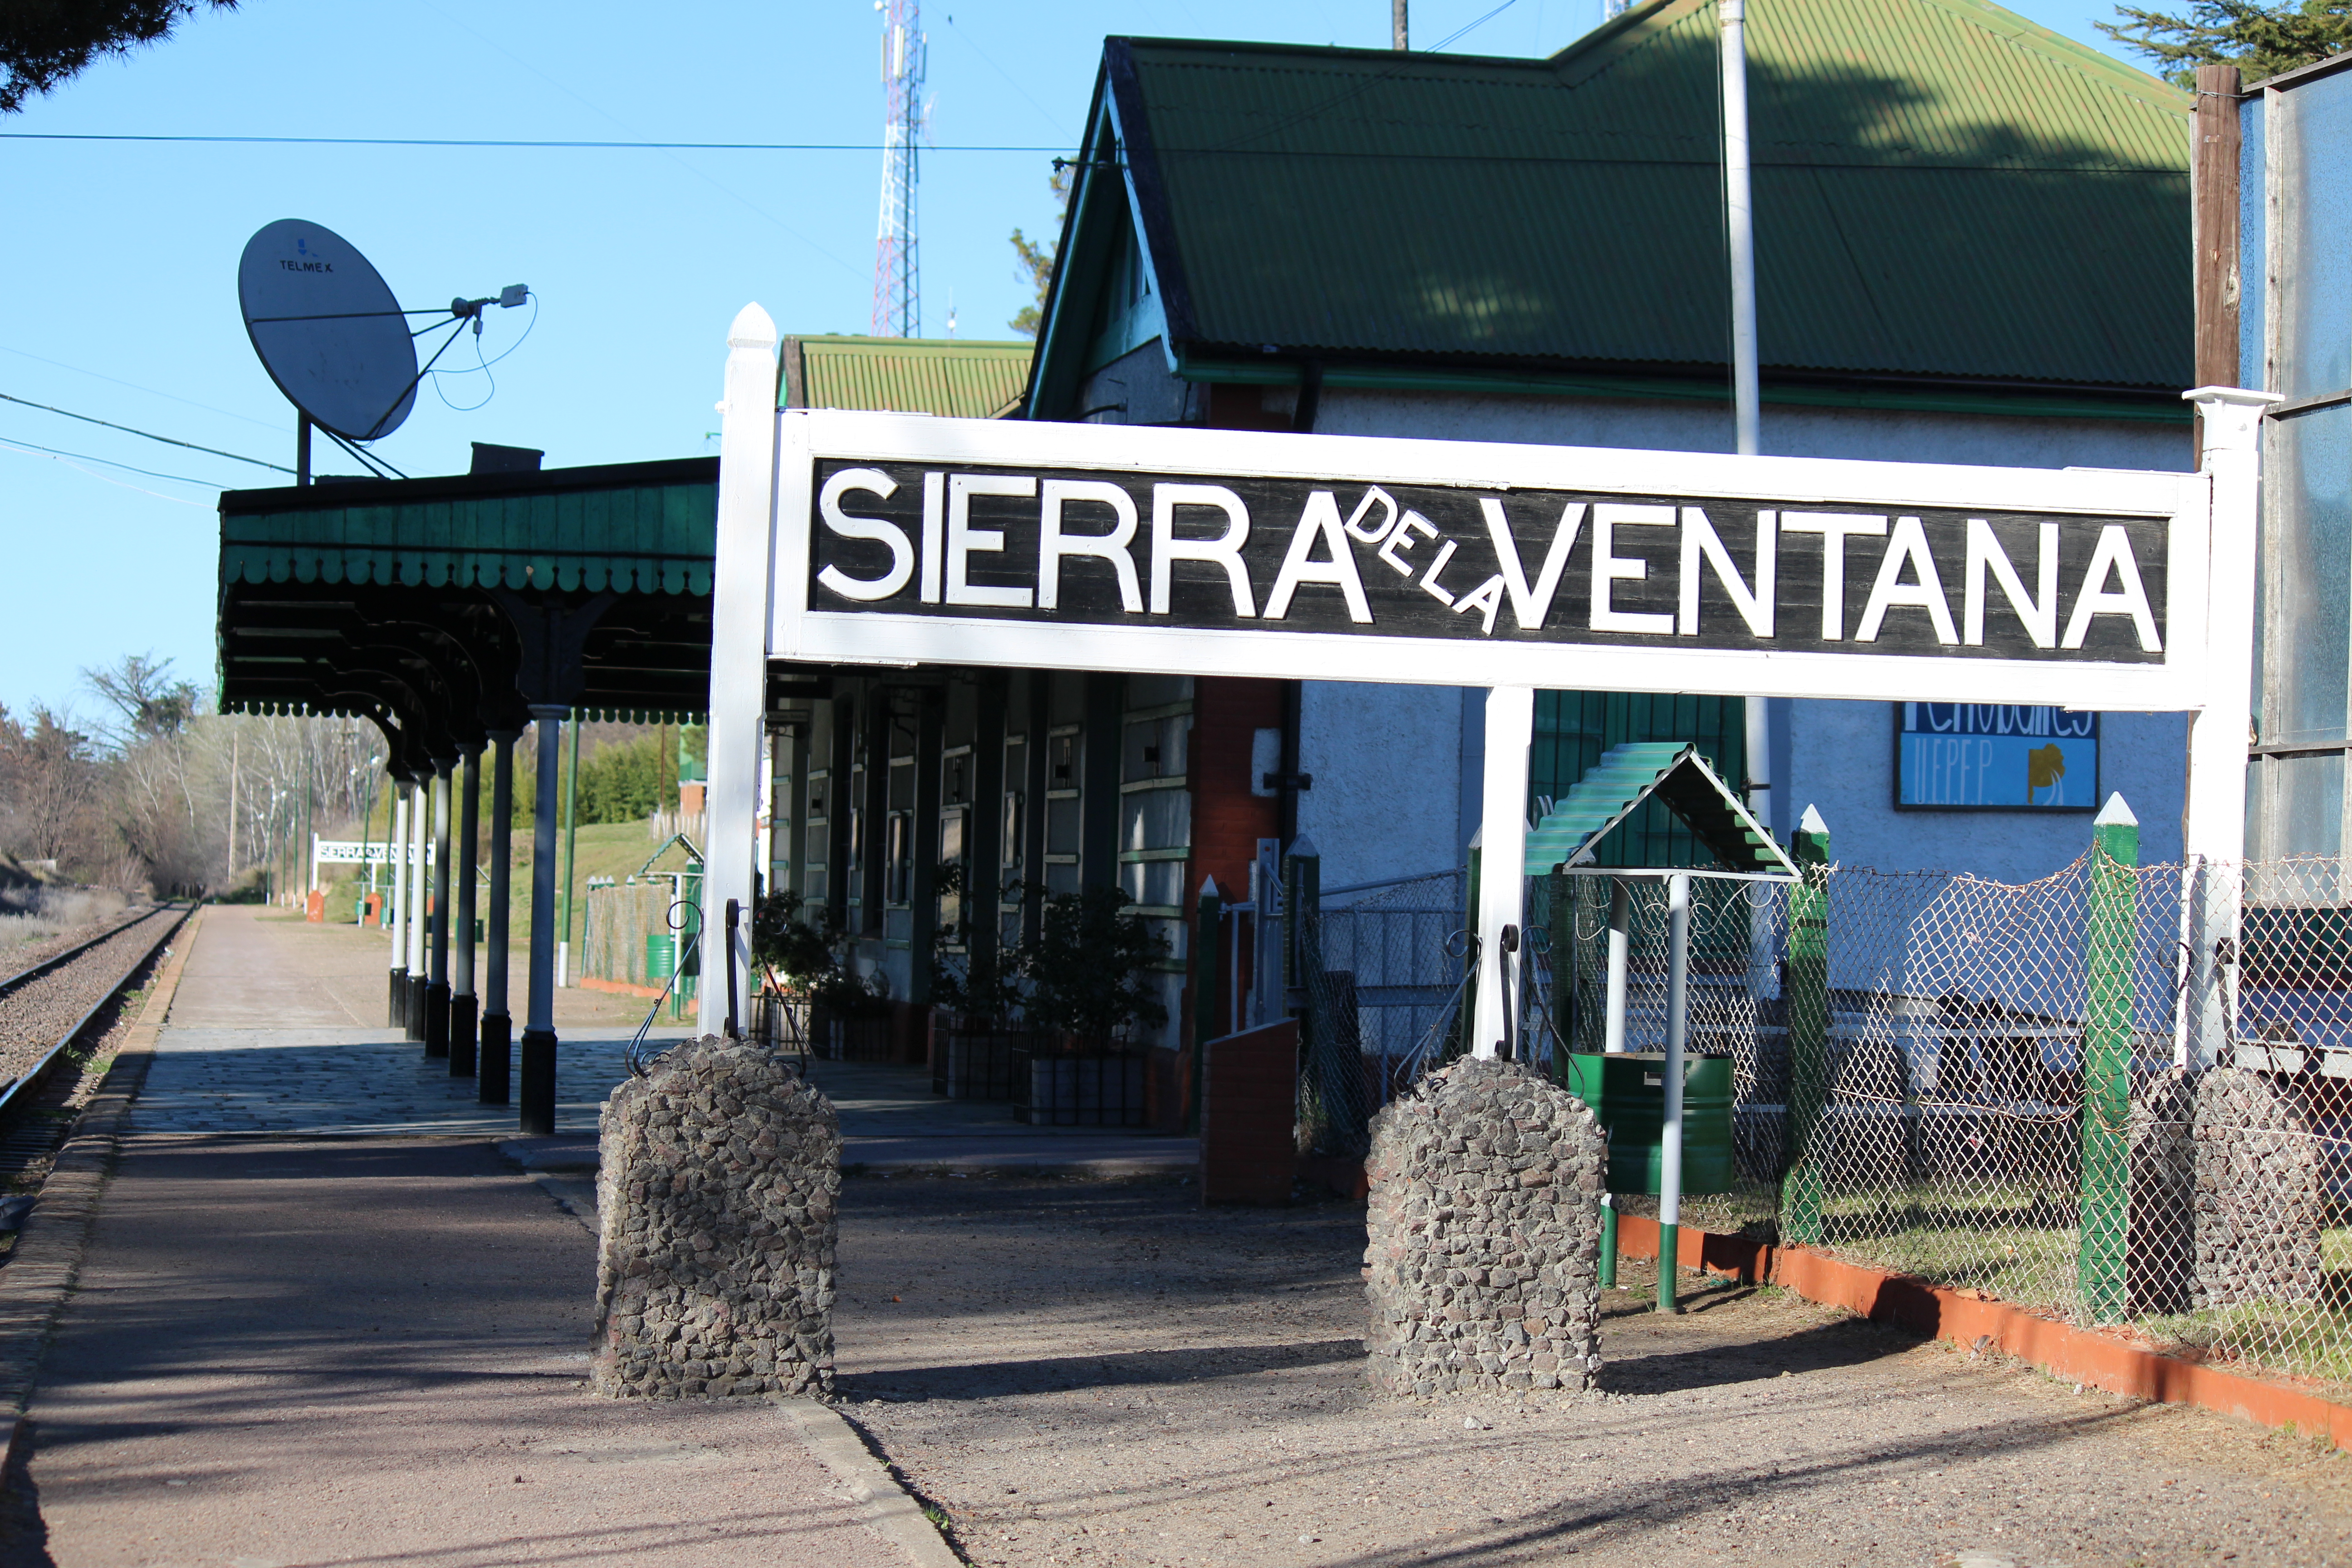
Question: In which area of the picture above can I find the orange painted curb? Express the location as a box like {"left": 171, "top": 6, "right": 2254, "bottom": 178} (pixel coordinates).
{"left": 579, "top": 976, "right": 665, "bottom": 1000}
{"left": 1610, "top": 1212, "right": 2352, "bottom": 1449}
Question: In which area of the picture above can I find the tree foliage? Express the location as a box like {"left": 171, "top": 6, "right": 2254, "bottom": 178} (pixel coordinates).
{"left": 1007, "top": 166, "right": 1072, "bottom": 338}
{"left": 2100, "top": 0, "right": 2352, "bottom": 86}
{"left": 1, "top": 0, "right": 236, "bottom": 113}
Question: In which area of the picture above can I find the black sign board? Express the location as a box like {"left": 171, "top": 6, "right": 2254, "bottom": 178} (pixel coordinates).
{"left": 804, "top": 461, "right": 2168, "bottom": 664}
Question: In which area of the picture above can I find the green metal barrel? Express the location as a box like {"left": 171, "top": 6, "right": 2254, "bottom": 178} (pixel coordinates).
{"left": 1562, "top": 1051, "right": 1735, "bottom": 1196}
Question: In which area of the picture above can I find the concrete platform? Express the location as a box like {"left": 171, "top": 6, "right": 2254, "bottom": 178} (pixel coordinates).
{"left": 15, "top": 1134, "right": 915, "bottom": 1568}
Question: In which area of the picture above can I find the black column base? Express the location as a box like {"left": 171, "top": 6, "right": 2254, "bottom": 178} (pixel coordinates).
{"left": 518, "top": 1028, "right": 557, "bottom": 1136}
{"left": 388, "top": 967, "right": 408, "bottom": 1029}
{"left": 479, "top": 1011, "right": 512, "bottom": 1104}
{"left": 405, "top": 975, "right": 429, "bottom": 1042}
{"left": 449, "top": 994, "right": 478, "bottom": 1076}
{"left": 423, "top": 982, "right": 452, "bottom": 1058}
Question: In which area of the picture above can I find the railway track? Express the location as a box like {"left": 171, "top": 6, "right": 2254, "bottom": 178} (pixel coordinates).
{"left": 0, "top": 905, "right": 193, "bottom": 1199}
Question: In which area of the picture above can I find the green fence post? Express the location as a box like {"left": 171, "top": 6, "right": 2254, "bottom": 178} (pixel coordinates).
{"left": 2080, "top": 793, "right": 2139, "bottom": 1323}
{"left": 1548, "top": 869, "right": 1574, "bottom": 1079}
{"left": 1190, "top": 875, "right": 1221, "bottom": 1136}
{"left": 1781, "top": 806, "right": 1831, "bottom": 1248}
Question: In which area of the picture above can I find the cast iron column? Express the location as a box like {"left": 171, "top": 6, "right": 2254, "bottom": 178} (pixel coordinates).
{"left": 387, "top": 780, "right": 410, "bottom": 1028}
{"left": 520, "top": 706, "right": 565, "bottom": 1135}
{"left": 480, "top": 730, "right": 517, "bottom": 1104}
{"left": 405, "top": 774, "right": 428, "bottom": 1039}
{"left": 425, "top": 757, "right": 455, "bottom": 1058}
{"left": 451, "top": 746, "right": 480, "bottom": 1075}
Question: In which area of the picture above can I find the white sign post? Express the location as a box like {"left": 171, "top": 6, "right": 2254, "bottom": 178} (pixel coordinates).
{"left": 700, "top": 306, "right": 2255, "bottom": 1053}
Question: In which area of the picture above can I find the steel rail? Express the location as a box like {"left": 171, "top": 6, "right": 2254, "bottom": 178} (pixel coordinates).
{"left": 0, "top": 905, "right": 173, "bottom": 1001}
{"left": 0, "top": 903, "right": 194, "bottom": 1120}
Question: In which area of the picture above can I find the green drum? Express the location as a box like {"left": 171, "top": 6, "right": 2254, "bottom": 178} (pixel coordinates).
{"left": 1561, "top": 1051, "right": 1735, "bottom": 1196}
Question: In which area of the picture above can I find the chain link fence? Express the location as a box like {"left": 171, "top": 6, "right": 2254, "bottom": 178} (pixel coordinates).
{"left": 1280, "top": 843, "right": 2352, "bottom": 1396}
{"left": 582, "top": 878, "right": 700, "bottom": 999}
{"left": 1294, "top": 868, "right": 1473, "bottom": 1161}
{"left": 1534, "top": 851, "right": 2352, "bottom": 1397}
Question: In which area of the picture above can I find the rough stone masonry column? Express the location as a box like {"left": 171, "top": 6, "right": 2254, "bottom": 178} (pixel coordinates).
{"left": 592, "top": 1034, "right": 839, "bottom": 1398}
{"left": 1363, "top": 1057, "right": 1607, "bottom": 1396}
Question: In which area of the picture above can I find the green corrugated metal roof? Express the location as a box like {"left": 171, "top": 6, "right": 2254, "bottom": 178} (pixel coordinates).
{"left": 1524, "top": 742, "right": 1796, "bottom": 875}
{"left": 218, "top": 458, "right": 719, "bottom": 596}
{"left": 784, "top": 336, "right": 1034, "bottom": 418}
{"left": 1094, "top": 0, "right": 2188, "bottom": 392}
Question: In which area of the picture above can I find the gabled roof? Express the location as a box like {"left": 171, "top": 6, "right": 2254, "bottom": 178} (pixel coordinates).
{"left": 1031, "top": 0, "right": 2189, "bottom": 417}
{"left": 1524, "top": 742, "right": 1795, "bottom": 876}
{"left": 782, "top": 336, "right": 1032, "bottom": 419}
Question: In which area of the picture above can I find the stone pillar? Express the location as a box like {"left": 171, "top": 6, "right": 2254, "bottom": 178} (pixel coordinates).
{"left": 2192, "top": 1068, "right": 2323, "bottom": 1307}
{"left": 1363, "top": 1057, "right": 1606, "bottom": 1396}
{"left": 593, "top": 1034, "right": 839, "bottom": 1398}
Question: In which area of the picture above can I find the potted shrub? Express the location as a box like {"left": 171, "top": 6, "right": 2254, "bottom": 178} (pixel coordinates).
{"left": 750, "top": 895, "right": 888, "bottom": 1059}
{"left": 1009, "top": 885, "right": 1168, "bottom": 1127}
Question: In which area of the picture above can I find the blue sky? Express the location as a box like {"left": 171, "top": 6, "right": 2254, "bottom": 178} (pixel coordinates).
{"left": 0, "top": 0, "right": 2160, "bottom": 722}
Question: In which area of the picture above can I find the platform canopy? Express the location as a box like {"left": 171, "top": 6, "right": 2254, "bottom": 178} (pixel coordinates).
{"left": 1522, "top": 742, "right": 1797, "bottom": 877}
{"left": 216, "top": 457, "right": 720, "bottom": 776}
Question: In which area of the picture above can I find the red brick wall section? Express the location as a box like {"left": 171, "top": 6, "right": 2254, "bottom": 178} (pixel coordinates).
{"left": 1200, "top": 1019, "right": 1298, "bottom": 1205}
{"left": 1187, "top": 676, "right": 1282, "bottom": 1035}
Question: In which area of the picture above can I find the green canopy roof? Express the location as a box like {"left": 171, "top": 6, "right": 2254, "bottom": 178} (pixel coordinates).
{"left": 1032, "top": 0, "right": 2189, "bottom": 418}
{"left": 220, "top": 458, "right": 719, "bottom": 597}
{"left": 1524, "top": 742, "right": 1796, "bottom": 876}
{"left": 783, "top": 336, "right": 1033, "bottom": 419}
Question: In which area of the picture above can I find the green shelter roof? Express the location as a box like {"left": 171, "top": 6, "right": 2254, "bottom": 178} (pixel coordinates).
{"left": 219, "top": 457, "right": 719, "bottom": 597}
{"left": 1524, "top": 742, "right": 1796, "bottom": 876}
{"left": 1033, "top": 0, "right": 2189, "bottom": 415}
{"left": 782, "top": 336, "right": 1033, "bottom": 419}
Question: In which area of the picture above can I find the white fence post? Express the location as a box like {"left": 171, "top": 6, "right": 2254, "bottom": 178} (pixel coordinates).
{"left": 1471, "top": 686, "right": 1534, "bottom": 1059}
{"left": 701, "top": 304, "right": 780, "bottom": 1039}
{"left": 2183, "top": 387, "right": 2276, "bottom": 1067}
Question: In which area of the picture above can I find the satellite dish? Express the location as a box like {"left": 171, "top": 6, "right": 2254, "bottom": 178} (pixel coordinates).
{"left": 238, "top": 220, "right": 418, "bottom": 442}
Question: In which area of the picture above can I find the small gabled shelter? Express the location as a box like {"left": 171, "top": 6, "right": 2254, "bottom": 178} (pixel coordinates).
{"left": 1524, "top": 743, "right": 1796, "bottom": 879}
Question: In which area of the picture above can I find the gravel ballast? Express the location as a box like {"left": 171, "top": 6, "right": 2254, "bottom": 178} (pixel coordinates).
{"left": 0, "top": 908, "right": 171, "bottom": 1083}
{"left": 831, "top": 1175, "right": 2352, "bottom": 1568}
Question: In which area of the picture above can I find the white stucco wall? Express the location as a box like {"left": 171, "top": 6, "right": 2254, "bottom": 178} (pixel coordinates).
{"left": 1780, "top": 701, "right": 2188, "bottom": 880}
{"left": 1297, "top": 682, "right": 1468, "bottom": 892}
{"left": 1285, "top": 390, "right": 2198, "bottom": 883}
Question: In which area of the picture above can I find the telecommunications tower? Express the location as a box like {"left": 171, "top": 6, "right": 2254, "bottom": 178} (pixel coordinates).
{"left": 872, "top": 0, "right": 925, "bottom": 337}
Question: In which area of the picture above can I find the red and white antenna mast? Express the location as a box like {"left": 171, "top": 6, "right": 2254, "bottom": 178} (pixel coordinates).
{"left": 872, "top": 0, "right": 924, "bottom": 337}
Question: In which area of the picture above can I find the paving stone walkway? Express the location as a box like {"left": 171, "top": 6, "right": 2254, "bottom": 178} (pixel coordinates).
{"left": 136, "top": 907, "right": 676, "bottom": 1137}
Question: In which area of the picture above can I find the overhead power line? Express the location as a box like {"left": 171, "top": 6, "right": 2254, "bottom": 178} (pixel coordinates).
{"left": 0, "top": 132, "right": 1072, "bottom": 151}
{"left": 0, "top": 391, "right": 294, "bottom": 474}
{"left": 0, "top": 434, "right": 223, "bottom": 489}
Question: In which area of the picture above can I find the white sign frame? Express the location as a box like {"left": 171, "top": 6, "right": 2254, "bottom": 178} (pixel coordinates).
{"left": 696, "top": 305, "right": 2266, "bottom": 1052}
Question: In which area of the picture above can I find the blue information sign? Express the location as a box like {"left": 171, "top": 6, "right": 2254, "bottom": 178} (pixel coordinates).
{"left": 1895, "top": 704, "right": 2098, "bottom": 810}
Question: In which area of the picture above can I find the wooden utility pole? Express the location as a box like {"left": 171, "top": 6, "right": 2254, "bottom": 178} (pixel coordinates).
{"left": 1392, "top": 0, "right": 1407, "bottom": 50}
{"left": 2192, "top": 64, "right": 2244, "bottom": 410}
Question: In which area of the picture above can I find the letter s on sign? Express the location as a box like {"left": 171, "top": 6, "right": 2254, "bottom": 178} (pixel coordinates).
{"left": 817, "top": 468, "right": 914, "bottom": 602}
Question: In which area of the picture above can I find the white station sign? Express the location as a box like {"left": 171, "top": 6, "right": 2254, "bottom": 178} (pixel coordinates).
{"left": 753, "top": 412, "right": 2207, "bottom": 710}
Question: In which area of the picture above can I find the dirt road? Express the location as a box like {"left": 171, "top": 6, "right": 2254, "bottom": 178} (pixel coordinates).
{"left": 833, "top": 1175, "right": 2352, "bottom": 1568}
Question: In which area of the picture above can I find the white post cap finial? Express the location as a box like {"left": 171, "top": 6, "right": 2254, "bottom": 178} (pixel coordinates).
{"left": 2094, "top": 792, "right": 2138, "bottom": 827}
{"left": 2184, "top": 386, "right": 2282, "bottom": 457}
{"left": 1287, "top": 832, "right": 1319, "bottom": 859}
{"left": 1798, "top": 804, "right": 1828, "bottom": 835}
{"left": 1199, "top": 874, "right": 1220, "bottom": 900}
{"left": 728, "top": 302, "right": 779, "bottom": 350}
